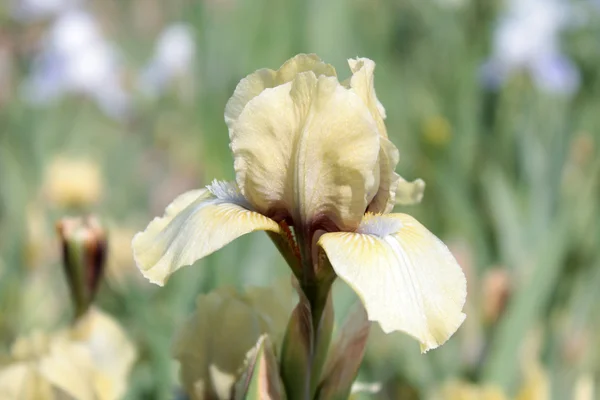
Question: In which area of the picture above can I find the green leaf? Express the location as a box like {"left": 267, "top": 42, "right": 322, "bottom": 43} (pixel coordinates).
{"left": 316, "top": 303, "right": 370, "bottom": 400}
{"left": 279, "top": 288, "right": 313, "bottom": 400}
{"left": 235, "top": 335, "right": 286, "bottom": 400}
{"left": 279, "top": 286, "right": 334, "bottom": 400}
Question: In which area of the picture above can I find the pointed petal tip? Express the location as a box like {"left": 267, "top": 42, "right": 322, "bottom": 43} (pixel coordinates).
{"left": 418, "top": 311, "right": 467, "bottom": 354}
{"left": 374, "top": 309, "right": 466, "bottom": 353}
{"left": 347, "top": 57, "right": 375, "bottom": 71}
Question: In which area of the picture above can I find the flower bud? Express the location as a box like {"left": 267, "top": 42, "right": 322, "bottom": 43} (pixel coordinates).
{"left": 56, "top": 216, "right": 107, "bottom": 320}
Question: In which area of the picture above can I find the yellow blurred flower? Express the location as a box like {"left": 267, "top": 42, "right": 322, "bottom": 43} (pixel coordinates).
{"left": 434, "top": 380, "right": 507, "bottom": 400}
{"left": 0, "top": 308, "right": 136, "bottom": 400}
{"left": 173, "top": 282, "right": 294, "bottom": 400}
{"left": 433, "top": 358, "right": 550, "bottom": 400}
{"left": 422, "top": 115, "right": 452, "bottom": 147}
{"left": 515, "top": 360, "right": 549, "bottom": 400}
{"left": 44, "top": 157, "right": 103, "bottom": 208}
{"left": 133, "top": 54, "right": 466, "bottom": 352}
{"left": 573, "top": 373, "right": 595, "bottom": 400}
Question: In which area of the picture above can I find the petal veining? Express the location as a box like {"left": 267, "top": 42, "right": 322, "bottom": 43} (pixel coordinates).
{"left": 132, "top": 182, "right": 281, "bottom": 286}
{"left": 318, "top": 213, "right": 466, "bottom": 352}
{"left": 230, "top": 72, "right": 381, "bottom": 231}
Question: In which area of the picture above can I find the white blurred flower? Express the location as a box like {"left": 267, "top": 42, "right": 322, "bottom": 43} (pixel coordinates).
{"left": 138, "top": 23, "right": 196, "bottom": 97}
{"left": 23, "top": 10, "right": 130, "bottom": 119}
{"left": 482, "top": 0, "right": 580, "bottom": 95}
{"left": 11, "top": 0, "right": 80, "bottom": 21}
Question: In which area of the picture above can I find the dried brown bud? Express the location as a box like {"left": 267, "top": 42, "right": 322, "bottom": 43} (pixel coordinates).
{"left": 56, "top": 216, "right": 107, "bottom": 320}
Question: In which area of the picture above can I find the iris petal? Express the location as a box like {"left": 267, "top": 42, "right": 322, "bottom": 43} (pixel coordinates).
{"left": 368, "top": 137, "right": 400, "bottom": 214}
{"left": 132, "top": 182, "right": 281, "bottom": 286}
{"left": 318, "top": 213, "right": 466, "bottom": 352}
{"left": 225, "top": 54, "right": 336, "bottom": 128}
{"left": 347, "top": 58, "right": 403, "bottom": 214}
{"left": 395, "top": 177, "right": 426, "bottom": 205}
{"left": 230, "top": 71, "right": 380, "bottom": 231}
{"left": 347, "top": 57, "right": 387, "bottom": 138}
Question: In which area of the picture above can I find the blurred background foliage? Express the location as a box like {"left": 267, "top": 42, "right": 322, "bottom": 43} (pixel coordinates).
{"left": 0, "top": 0, "right": 599, "bottom": 398}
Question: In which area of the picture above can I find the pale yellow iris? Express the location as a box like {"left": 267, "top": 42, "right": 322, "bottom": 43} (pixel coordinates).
{"left": 132, "top": 54, "right": 466, "bottom": 352}
{"left": 0, "top": 308, "right": 136, "bottom": 400}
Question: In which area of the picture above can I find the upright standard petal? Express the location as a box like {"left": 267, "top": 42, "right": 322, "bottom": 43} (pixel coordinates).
{"left": 132, "top": 181, "right": 281, "bottom": 286}
{"left": 318, "top": 213, "right": 466, "bottom": 352}
{"left": 225, "top": 54, "right": 336, "bottom": 128}
{"left": 230, "top": 72, "right": 381, "bottom": 232}
{"left": 347, "top": 58, "right": 402, "bottom": 214}
{"left": 367, "top": 137, "right": 400, "bottom": 214}
{"left": 347, "top": 58, "right": 387, "bottom": 138}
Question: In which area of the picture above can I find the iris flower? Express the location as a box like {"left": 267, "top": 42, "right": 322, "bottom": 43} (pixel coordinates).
{"left": 481, "top": 0, "right": 580, "bottom": 95}
{"left": 23, "top": 10, "right": 129, "bottom": 119}
{"left": 0, "top": 308, "right": 136, "bottom": 400}
{"left": 133, "top": 54, "right": 466, "bottom": 352}
{"left": 139, "top": 23, "right": 196, "bottom": 97}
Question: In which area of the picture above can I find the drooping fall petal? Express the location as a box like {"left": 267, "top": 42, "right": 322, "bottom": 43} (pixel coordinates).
{"left": 229, "top": 71, "right": 380, "bottom": 231}
{"left": 318, "top": 213, "right": 466, "bottom": 352}
{"left": 132, "top": 181, "right": 281, "bottom": 285}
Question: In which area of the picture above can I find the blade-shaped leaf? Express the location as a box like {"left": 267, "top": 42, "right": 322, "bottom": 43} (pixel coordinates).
{"left": 234, "top": 335, "right": 286, "bottom": 400}
{"left": 316, "top": 302, "right": 371, "bottom": 400}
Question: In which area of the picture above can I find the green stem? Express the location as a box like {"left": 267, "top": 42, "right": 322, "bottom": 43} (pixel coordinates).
{"left": 281, "top": 225, "right": 335, "bottom": 399}
{"left": 303, "top": 280, "right": 334, "bottom": 400}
